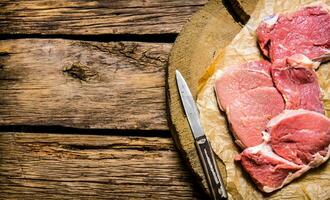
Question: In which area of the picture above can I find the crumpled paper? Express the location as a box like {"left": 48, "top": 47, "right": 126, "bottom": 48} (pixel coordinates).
{"left": 196, "top": 0, "right": 330, "bottom": 199}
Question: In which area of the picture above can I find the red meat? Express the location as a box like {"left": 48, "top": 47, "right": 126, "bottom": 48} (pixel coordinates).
{"left": 235, "top": 143, "right": 302, "bottom": 192}
{"left": 215, "top": 60, "right": 273, "bottom": 111}
{"left": 215, "top": 61, "right": 284, "bottom": 148}
{"left": 227, "top": 87, "right": 284, "bottom": 148}
{"left": 257, "top": 6, "right": 330, "bottom": 62}
{"left": 267, "top": 109, "right": 330, "bottom": 165}
{"left": 271, "top": 55, "right": 324, "bottom": 113}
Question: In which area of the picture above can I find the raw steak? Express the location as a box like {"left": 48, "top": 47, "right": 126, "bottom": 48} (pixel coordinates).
{"left": 236, "top": 110, "right": 330, "bottom": 192}
{"left": 257, "top": 5, "right": 330, "bottom": 62}
{"left": 267, "top": 109, "right": 330, "bottom": 165}
{"left": 215, "top": 60, "right": 273, "bottom": 111}
{"left": 271, "top": 55, "right": 324, "bottom": 113}
{"left": 227, "top": 87, "right": 284, "bottom": 148}
{"left": 235, "top": 143, "right": 302, "bottom": 193}
{"left": 215, "top": 61, "right": 285, "bottom": 148}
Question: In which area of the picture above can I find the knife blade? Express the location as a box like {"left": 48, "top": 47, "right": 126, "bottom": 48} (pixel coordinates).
{"left": 175, "top": 70, "right": 228, "bottom": 200}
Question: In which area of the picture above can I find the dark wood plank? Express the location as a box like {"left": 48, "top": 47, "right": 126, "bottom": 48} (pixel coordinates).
{"left": 0, "top": 132, "right": 202, "bottom": 199}
{"left": 0, "top": 0, "right": 207, "bottom": 35}
{"left": 0, "top": 39, "right": 169, "bottom": 130}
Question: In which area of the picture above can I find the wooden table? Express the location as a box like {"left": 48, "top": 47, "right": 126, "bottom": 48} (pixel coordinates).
{"left": 0, "top": 1, "right": 210, "bottom": 199}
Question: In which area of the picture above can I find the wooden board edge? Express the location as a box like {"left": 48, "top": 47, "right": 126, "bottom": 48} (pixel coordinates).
{"left": 225, "top": 0, "right": 258, "bottom": 24}
{"left": 166, "top": 0, "right": 245, "bottom": 197}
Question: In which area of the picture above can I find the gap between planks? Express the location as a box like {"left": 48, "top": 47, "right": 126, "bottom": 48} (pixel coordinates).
{"left": 0, "top": 33, "right": 178, "bottom": 43}
{"left": 0, "top": 125, "right": 170, "bottom": 137}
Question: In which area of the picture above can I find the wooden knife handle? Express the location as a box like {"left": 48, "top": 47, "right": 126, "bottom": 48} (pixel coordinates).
{"left": 195, "top": 135, "right": 228, "bottom": 200}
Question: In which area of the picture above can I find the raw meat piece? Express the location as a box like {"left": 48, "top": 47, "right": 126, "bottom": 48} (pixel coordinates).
{"left": 257, "top": 5, "right": 330, "bottom": 62}
{"left": 215, "top": 60, "right": 273, "bottom": 111}
{"left": 215, "top": 61, "right": 284, "bottom": 148}
{"left": 271, "top": 56, "right": 324, "bottom": 113}
{"left": 227, "top": 87, "right": 284, "bottom": 148}
{"left": 235, "top": 143, "right": 302, "bottom": 193}
{"left": 267, "top": 109, "right": 330, "bottom": 165}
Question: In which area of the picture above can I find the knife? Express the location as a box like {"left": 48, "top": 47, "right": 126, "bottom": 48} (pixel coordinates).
{"left": 175, "top": 70, "right": 228, "bottom": 200}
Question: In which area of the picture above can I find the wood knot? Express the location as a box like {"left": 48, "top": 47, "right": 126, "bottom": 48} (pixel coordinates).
{"left": 0, "top": 52, "right": 10, "bottom": 56}
{"left": 63, "top": 62, "right": 98, "bottom": 82}
{"left": 0, "top": 51, "right": 10, "bottom": 70}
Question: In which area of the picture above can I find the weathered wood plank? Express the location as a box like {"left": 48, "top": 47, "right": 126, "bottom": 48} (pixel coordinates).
{"left": 0, "top": 132, "right": 202, "bottom": 199}
{"left": 0, "top": 39, "right": 169, "bottom": 130}
{"left": 0, "top": 0, "right": 207, "bottom": 35}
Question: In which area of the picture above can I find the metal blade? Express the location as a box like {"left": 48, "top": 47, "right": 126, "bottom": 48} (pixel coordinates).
{"left": 175, "top": 70, "right": 204, "bottom": 139}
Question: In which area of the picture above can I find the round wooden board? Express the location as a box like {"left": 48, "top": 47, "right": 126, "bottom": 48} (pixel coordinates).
{"left": 166, "top": 0, "right": 256, "bottom": 197}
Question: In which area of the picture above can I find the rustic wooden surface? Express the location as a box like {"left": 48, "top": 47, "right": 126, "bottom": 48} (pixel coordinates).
{"left": 0, "top": 133, "right": 202, "bottom": 199}
{"left": 0, "top": 39, "right": 170, "bottom": 130}
{"left": 0, "top": 0, "right": 253, "bottom": 199}
{"left": 0, "top": 0, "right": 207, "bottom": 35}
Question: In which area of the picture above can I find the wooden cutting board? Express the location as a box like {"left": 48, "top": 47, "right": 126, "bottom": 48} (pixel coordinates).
{"left": 166, "top": 0, "right": 256, "bottom": 197}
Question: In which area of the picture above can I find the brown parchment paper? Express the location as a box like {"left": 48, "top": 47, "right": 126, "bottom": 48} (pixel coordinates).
{"left": 196, "top": 0, "right": 330, "bottom": 199}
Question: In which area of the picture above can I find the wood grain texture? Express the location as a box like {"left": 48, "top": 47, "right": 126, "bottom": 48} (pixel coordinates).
{"left": 167, "top": 0, "right": 243, "bottom": 196}
{"left": 0, "top": 0, "right": 207, "bottom": 35}
{"left": 0, "top": 132, "right": 202, "bottom": 199}
{"left": 0, "top": 39, "right": 170, "bottom": 130}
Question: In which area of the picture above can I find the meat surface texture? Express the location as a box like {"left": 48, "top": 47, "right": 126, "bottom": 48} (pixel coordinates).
{"left": 227, "top": 87, "right": 284, "bottom": 148}
{"left": 257, "top": 5, "right": 330, "bottom": 62}
{"left": 235, "top": 143, "right": 302, "bottom": 193}
{"left": 267, "top": 109, "right": 330, "bottom": 165}
{"left": 236, "top": 110, "right": 330, "bottom": 192}
{"left": 215, "top": 61, "right": 284, "bottom": 148}
{"left": 271, "top": 56, "right": 324, "bottom": 113}
{"left": 215, "top": 60, "right": 273, "bottom": 111}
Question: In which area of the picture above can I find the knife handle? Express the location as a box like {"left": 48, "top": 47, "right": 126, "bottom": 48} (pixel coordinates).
{"left": 195, "top": 135, "right": 228, "bottom": 200}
